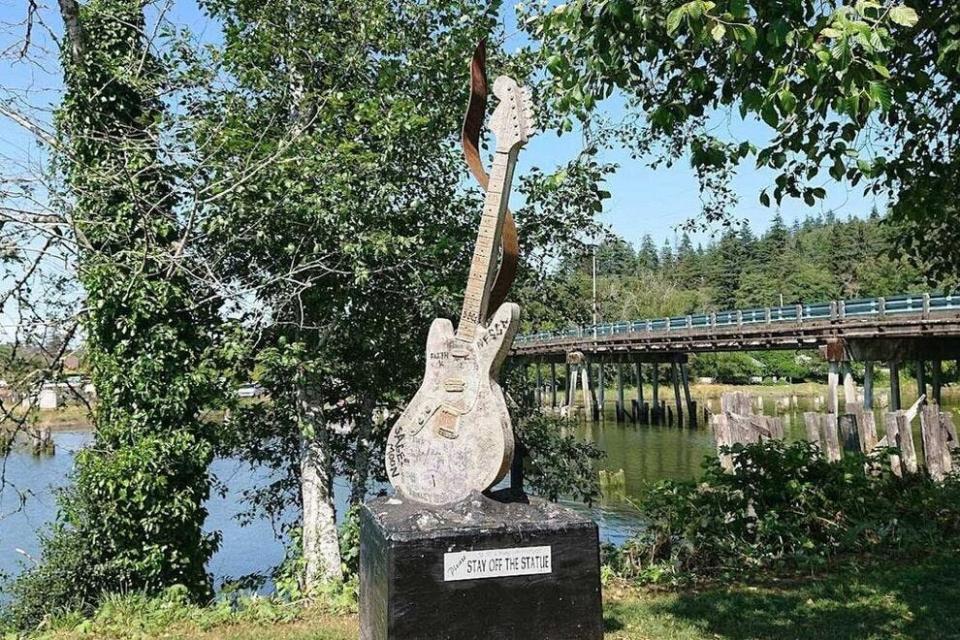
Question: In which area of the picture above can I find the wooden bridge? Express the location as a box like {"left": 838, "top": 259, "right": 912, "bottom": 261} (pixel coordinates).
{"left": 509, "top": 293, "right": 960, "bottom": 426}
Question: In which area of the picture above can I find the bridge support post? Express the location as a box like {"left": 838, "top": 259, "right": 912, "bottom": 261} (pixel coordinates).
{"left": 916, "top": 361, "right": 927, "bottom": 407}
{"left": 564, "top": 362, "right": 573, "bottom": 407}
{"left": 550, "top": 362, "right": 557, "bottom": 409}
{"left": 827, "top": 362, "right": 839, "bottom": 414}
{"left": 597, "top": 362, "right": 605, "bottom": 420}
{"left": 533, "top": 360, "right": 543, "bottom": 409}
{"left": 616, "top": 362, "right": 625, "bottom": 422}
{"left": 680, "top": 362, "right": 695, "bottom": 428}
{"left": 932, "top": 360, "right": 942, "bottom": 405}
{"left": 671, "top": 362, "right": 683, "bottom": 427}
{"left": 863, "top": 361, "right": 874, "bottom": 410}
{"left": 842, "top": 363, "right": 857, "bottom": 407}
{"left": 889, "top": 361, "right": 902, "bottom": 411}
{"left": 581, "top": 361, "right": 595, "bottom": 420}
{"left": 651, "top": 364, "right": 660, "bottom": 424}
{"left": 636, "top": 361, "right": 644, "bottom": 415}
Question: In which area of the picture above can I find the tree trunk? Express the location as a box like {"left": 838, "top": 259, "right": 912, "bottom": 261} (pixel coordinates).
{"left": 349, "top": 394, "right": 376, "bottom": 506}
{"left": 298, "top": 384, "right": 343, "bottom": 588}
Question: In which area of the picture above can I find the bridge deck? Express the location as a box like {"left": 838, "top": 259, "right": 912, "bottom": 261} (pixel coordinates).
{"left": 510, "top": 294, "right": 960, "bottom": 362}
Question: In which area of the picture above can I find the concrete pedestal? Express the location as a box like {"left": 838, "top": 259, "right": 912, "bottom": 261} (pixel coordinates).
{"left": 359, "top": 491, "right": 603, "bottom": 640}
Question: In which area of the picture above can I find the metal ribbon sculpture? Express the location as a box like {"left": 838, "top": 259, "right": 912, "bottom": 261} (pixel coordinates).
{"left": 461, "top": 40, "right": 519, "bottom": 320}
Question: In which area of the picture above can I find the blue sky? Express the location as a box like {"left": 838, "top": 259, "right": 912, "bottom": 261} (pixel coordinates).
{"left": 0, "top": 0, "right": 885, "bottom": 250}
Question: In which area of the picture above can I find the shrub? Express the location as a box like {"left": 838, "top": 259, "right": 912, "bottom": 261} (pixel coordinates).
{"left": 609, "top": 440, "right": 960, "bottom": 584}
{"left": 517, "top": 414, "right": 606, "bottom": 504}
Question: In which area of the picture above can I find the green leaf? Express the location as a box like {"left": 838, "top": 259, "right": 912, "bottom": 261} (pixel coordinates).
{"left": 760, "top": 190, "right": 771, "bottom": 207}
{"left": 761, "top": 102, "right": 779, "bottom": 128}
{"left": 871, "top": 62, "right": 891, "bottom": 79}
{"left": 711, "top": 22, "right": 726, "bottom": 42}
{"left": 666, "top": 6, "right": 686, "bottom": 35}
{"left": 778, "top": 88, "right": 797, "bottom": 114}
{"left": 821, "top": 27, "right": 843, "bottom": 39}
{"left": 889, "top": 5, "right": 919, "bottom": 27}
{"left": 868, "top": 80, "right": 892, "bottom": 110}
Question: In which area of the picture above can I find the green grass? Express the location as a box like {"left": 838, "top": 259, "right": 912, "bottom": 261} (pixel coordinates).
{"left": 13, "top": 553, "right": 960, "bottom": 639}
{"left": 604, "top": 552, "right": 960, "bottom": 640}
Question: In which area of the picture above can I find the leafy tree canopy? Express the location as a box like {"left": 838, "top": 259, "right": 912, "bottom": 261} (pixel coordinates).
{"left": 523, "top": 0, "right": 960, "bottom": 284}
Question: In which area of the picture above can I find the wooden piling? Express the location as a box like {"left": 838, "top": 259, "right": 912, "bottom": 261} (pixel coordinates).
{"left": 932, "top": 360, "right": 942, "bottom": 406}
{"left": 803, "top": 412, "right": 821, "bottom": 451}
{"left": 636, "top": 361, "right": 644, "bottom": 408}
{"left": 680, "top": 362, "right": 695, "bottom": 427}
{"left": 564, "top": 363, "right": 572, "bottom": 406}
{"left": 616, "top": 362, "right": 625, "bottom": 422}
{"left": 827, "top": 361, "right": 839, "bottom": 414}
{"left": 597, "top": 363, "right": 605, "bottom": 419}
{"left": 535, "top": 362, "right": 542, "bottom": 407}
{"left": 671, "top": 362, "right": 683, "bottom": 427}
{"left": 651, "top": 364, "right": 660, "bottom": 424}
{"left": 920, "top": 405, "right": 947, "bottom": 482}
{"left": 821, "top": 414, "right": 842, "bottom": 462}
{"left": 884, "top": 412, "right": 904, "bottom": 477}
{"left": 863, "top": 361, "right": 874, "bottom": 410}
{"left": 838, "top": 413, "right": 861, "bottom": 452}
{"left": 889, "top": 361, "right": 901, "bottom": 411}
{"left": 898, "top": 411, "right": 919, "bottom": 474}
{"left": 550, "top": 362, "right": 557, "bottom": 408}
{"left": 916, "top": 361, "right": 927, "bottom": 406}
{"left": 30, "top": 426, "right": 54, "bottom": 456}
{"left": 842, "top": 363, "right": 857, "bottom": 406}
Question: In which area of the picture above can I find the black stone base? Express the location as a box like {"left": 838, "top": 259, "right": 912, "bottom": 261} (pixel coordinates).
{"left": 360, "top": 491, "right": 603, "bottom": 640}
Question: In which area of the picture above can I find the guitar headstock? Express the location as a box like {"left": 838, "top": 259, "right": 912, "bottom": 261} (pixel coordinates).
{"left": 489, "top": 76, "right": 535, "bottom": 153}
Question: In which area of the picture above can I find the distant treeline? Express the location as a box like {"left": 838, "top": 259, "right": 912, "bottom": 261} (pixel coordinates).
{"left": 524, "top": 211, "right": 950, "bottom": 384}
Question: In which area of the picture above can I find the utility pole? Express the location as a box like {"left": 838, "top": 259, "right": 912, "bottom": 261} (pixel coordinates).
{"left": 592, "top": 245, "right": 598, "bottom": 340}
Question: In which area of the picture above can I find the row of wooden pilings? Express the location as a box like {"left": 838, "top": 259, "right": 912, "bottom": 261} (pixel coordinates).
{"left": 0, "top": 426, "right": 54, "bottom": 456}
{"left": 527, "top": 353, "right": 704, "bottom": 428}
{"left": 713, "top": 390, "right": 957, "bottom": 482}
{"left": 825, "top": 357, "right": 949, "bottom": 413}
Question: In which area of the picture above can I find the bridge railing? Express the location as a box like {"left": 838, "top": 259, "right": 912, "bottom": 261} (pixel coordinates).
{"left": 514, "top": 293, "right": 959, "bottom": 346}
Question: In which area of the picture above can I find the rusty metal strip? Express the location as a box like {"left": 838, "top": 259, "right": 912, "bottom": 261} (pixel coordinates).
{"left": 461, "top": 40, "right": 519, "bottom": 317}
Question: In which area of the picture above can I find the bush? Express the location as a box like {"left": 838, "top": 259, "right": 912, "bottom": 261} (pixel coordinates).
{"left": 608, "top": 440, "right": 960, "bottom": 584}
{"left": 517, "top": 414, "right": 606, "bottom": 504}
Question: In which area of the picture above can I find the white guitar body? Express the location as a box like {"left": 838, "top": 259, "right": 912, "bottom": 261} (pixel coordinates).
{"left": 385, "top": 72, "right": 534, "bottom": 506}
{"left": 386, "top": 303, "right": 520, "bottom": 505}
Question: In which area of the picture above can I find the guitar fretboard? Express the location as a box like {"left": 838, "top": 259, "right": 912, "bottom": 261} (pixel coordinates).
{"left": 457, "top": 149, "right": 518, "bottom": 341}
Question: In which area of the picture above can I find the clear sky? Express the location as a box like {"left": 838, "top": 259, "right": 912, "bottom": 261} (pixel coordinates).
{"left": 0, "top": 0, "right": 886, "bottom": 251}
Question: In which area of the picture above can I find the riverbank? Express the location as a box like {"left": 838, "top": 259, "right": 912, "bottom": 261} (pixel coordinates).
{"left": 7, "top": 381, "right": 956, "bottom": 434}
{"left": 15, "top": 551, "right": 959, "bottom": 639}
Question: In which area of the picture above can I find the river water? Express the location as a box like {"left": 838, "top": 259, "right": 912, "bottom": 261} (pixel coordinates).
{"left": 1, "top": 386, "right": 954, "bottom": 590}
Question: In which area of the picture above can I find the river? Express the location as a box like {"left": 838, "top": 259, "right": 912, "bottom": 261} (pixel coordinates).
{"left": 1, "top": 385, "right": 953, "bottom": 590}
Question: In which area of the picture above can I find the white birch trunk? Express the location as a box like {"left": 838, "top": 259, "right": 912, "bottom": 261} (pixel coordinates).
{"left": 298, "top": 381, "right": 342, "bottom": 589}
{"left": 301, "top": 430, "right": 343, "bottom": 587}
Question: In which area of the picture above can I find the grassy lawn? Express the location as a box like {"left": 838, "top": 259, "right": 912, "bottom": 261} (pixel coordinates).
{"left": 603, "top": 553, "right": 960, "bottom": 640}
{"left": 23, "top": 552, "right": 960, "bottom": 639}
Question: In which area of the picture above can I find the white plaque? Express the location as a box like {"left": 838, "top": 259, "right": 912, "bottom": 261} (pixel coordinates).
{"left": 443, "top": 546, "right": 552, "bottom": 582}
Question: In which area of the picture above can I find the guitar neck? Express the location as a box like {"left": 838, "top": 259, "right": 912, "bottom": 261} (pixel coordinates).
{"left": 457, "top": 148, "right": 518, "bottom": 341}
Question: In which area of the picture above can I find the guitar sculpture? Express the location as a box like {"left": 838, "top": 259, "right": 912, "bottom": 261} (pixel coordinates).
{"left": 385, "top": 63, "right": 535, "bottom": 506}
